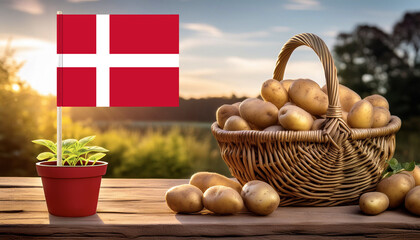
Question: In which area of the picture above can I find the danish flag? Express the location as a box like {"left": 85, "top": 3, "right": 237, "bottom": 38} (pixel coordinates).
{"left": 57, "top": 14, "right": 179, "bottom": 107}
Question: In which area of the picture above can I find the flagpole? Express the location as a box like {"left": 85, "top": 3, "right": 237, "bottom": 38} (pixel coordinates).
{"left": 57, "top": 10, "right": 63, "bottom": 166}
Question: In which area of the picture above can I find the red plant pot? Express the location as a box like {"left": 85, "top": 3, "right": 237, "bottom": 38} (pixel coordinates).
{"left": 36, "top": 160, "right": 108, "bottom": 217}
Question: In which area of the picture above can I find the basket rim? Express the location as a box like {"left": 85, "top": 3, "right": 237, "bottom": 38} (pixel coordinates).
{"left": 211, "top": 115, "right": 401, "bottom": 144}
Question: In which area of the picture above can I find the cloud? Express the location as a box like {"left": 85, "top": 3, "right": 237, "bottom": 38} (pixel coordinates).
{"left": 283, "top": 0, "right": 321, "bottom": 11}
{"left": 182, "top": 23, "right": 223, "bottom": 37}
{"left": 322, "top": 30, "right": 338, "bottom": 38}
{"left": 226, "top": 57, "right": 275, "bottom": 73}
{"left": 10, "top": 0, "right": 44, "bottom": 15}
{"left": 180, "top": 23, "right": 284, "bottom": 51}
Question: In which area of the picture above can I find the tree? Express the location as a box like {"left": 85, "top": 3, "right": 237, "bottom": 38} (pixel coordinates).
{"left": 333, "top": 12, "right": 420, "bottom": 119}
{"left": 0, "top": 45, "right": 48, "bottom": 176}
{"left": 393, "top": 12, "right": 420, "bottom": 65}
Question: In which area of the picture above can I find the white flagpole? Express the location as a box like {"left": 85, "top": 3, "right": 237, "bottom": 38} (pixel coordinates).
{"left": 57, "top": 11, "right": 63, "bottom": 166}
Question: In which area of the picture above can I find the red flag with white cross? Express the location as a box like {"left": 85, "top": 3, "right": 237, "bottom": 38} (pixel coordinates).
{"left": 57, "top": 14, "right": 179, "bottom": 107}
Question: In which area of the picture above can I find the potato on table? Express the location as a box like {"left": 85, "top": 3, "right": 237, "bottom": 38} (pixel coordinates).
{"left": 241, "top": 180, "right": 280, "bottom": 216}
{"left": 165, "top": 184, "right": 203, "bottom": 213}
{"left": 405, "top": 186, "right": 420, "bottom": 216}
{"left": 359, "top": 192, "right": 389, "bottom": 215}
{"left": 376, "top": 173, "right": 415, "bottom": 208}
{"left": 406, "top": 166, "right": 420, "bottom": 186}
{"left": 190, "top": 172, "right": 242, "bottom": 193}
{"left": 203, "top": 186, "right": 244, "bottom": 215}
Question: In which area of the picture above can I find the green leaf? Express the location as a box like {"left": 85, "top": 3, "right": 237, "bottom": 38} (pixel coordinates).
{"left": 62, "top": 139, "right": 78, "bottom": 149}
{"left": 86, "top": 146, "right": 109, "bottom": 153}
{"left": 88, "top": 153, "right": 106, "bottom": 165}
{"left": 403, "top": 161, "right": 416, "bottom": 172}
{"left": 388, "top": 158, "right": 399, "bottom": 171}
{"left": 36, "top": 152, "right": 54, "bottom": 160}
{"left": 77, "top": 147, "right": 93, "bottom": 156}
{"left": 64, "top": 155, "right": 77, "bottom": 166}
{"left": 79, "top": 136, "right": 96, "bottom": 148}
{"left": 63, "top": 149, "right": 73, "bottom": 155}
{"left": 79, "top": 157, "right": 88, "bottom": 166}
{"left": 32, "top": 139, "right": 56, "bottom": 153}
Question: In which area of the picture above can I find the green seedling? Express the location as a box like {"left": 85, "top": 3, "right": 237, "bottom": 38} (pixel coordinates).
{"left": 32, "top": 136, "right": 108, "bottom": 166}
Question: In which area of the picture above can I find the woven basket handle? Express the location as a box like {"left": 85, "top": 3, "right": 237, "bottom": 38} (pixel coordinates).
{"left": 273, "top": 33, "right": 341, "bottom": 118}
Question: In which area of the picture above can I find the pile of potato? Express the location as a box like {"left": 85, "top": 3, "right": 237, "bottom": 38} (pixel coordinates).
{"left": 165, "top": 172, "right": 280, "bottom": 216}
{"left": 216, "top": 78, "right": 392, "bottom": 131}
{"left": 359, "top": 166, "right": 420, "bottom": 216}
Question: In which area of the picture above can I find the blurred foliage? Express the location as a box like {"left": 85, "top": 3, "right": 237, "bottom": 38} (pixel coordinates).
{"left": 58, "top": 119, "right": 229, "bottom": 178}
{"left": 334, "top": 12, "right": 420, "bottom": 119}
{"left": 0, "top": 44, "right": 55, "bottom": 176}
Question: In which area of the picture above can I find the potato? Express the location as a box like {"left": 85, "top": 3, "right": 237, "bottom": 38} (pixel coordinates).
{"left": 203, "top": 186, "right": 244, "bottom": 215}
{"left": 239, "top": 98, "right": 278, "bottom": 129}
{"left": 190, "top": 172, "right": 242, "bottom": 194}
{"left": 241, "top": 180, "right": 280, "bottom": 215}
{"left": 322, "top": 84, "right": 361, "bottom": 112}
{"left": 311, "top": 118, "right": 325, "bottom": 130}
{"left": 372, "top": 107, "right": 391, "bottom": 128}
{"left": 347, "top": 100, "right": 374, "bottom": 128}
{"left": 261, "top": 79, "right": 288, "bottom": 109}
{"left": 283, "top": 102, "right": 295, "bottom": 107}
{"left": 165, "top": 184, "right": 203, "bottom": 213}
{"left": 289, "top": 79, "right": 328, "bottom": 116}
{"left": 224, "top": 116, "right": 251, "bottom": 131}
{"left": 280, "top": 79, "right": 294, "bottom": 93}
{"left": 216, "top": 104, "right": 240, "bottom": 129}
{"left": 263, "top": 125, "right": 284, "bottom": 132}
{"left": 342, "top": 111, "right": 348, "bottom": 123}
{"left": 405, "top": 186, "right": 420, "bottom": 216}
{"left": 401, "top": 171, "right": 416, "bottom": 187}
{"left": 232, "top": 102, "right": 241, "bottom": 108}
{"left": 359, "top": 192, "right": 389, "bottom": 215}
{"left": 364, "top": 94, "right": 389, "bottom": 109}
{"left": 278, "top": 105, "right": 313, "bottom": 131}
{"left": 411, "top": 166, "right": 420, "bottom": 186}
{"left": 376, "top": 173, "right": 415, "bottom": 208}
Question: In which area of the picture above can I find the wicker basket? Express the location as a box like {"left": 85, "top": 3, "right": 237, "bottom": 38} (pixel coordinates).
{"left": 211, "top": 33, "right": 401, "bottom": 206}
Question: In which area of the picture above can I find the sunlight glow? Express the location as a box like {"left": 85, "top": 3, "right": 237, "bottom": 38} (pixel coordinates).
{"left": 11, "top": 83, "right": 20, "bottom": 92}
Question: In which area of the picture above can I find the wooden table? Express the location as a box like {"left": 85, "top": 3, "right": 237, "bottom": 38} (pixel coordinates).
{"left": 1, "top": 177, "right": 420, "bottom": 239}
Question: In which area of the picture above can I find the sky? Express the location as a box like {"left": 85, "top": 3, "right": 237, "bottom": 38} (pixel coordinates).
{"left": 0, "top": 0, "right": 419, "bottom": 98}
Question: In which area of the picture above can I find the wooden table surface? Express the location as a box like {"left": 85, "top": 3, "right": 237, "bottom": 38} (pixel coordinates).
{"left": 1, "top": 177, "right": 420, "bottom": 239}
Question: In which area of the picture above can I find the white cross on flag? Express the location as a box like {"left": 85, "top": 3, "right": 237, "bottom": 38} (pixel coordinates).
{"left": 57, "top": 14, "right": 179, "bottom": 107}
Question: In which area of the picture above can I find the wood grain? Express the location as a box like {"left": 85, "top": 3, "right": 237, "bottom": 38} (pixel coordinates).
{"left": 1, "top": 177, "right": 420, "bottom": 239}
